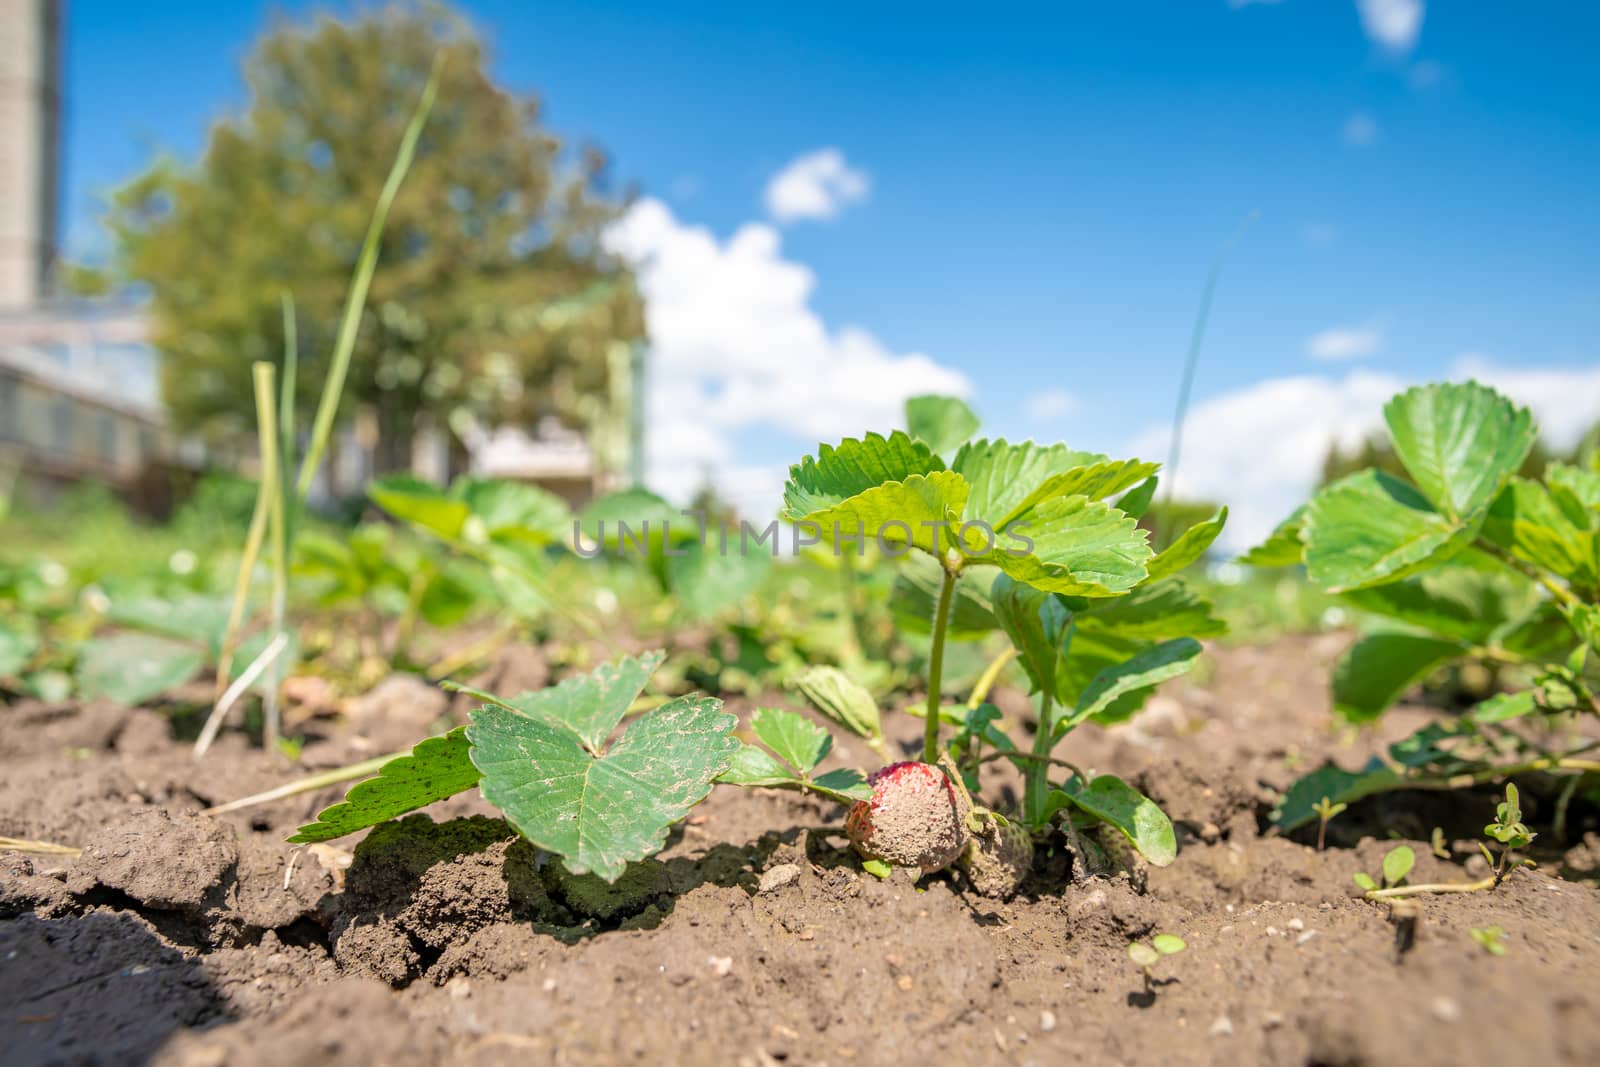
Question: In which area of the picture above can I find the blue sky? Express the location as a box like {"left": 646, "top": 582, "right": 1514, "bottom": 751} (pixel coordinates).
{"left": 63, "top": 1, "right": 1600, "bottom": 544}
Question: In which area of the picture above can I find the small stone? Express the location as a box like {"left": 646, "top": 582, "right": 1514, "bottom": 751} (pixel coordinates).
{"left": 758, "top": 863, "right": 802, "bottom": 895}
{"left": 1296, "top": 930, "right": 1317, "bottom": 946}
{"left": 1040, "top": 1010, "right": 1057, "bottom": 1033}
{"left": 542, "top": 977, "right": 557, "bottom": 993}
{"left": 1209, "top": 1017, "right": 1234, "bottom": 1037}
{"left": 709, "top": 956, "right": 734, "bottom": 978}
{"left": 1431, "top": 996, "right": 1461, "bottom": 1023}
{"left": 1263, "top": 1012, "right": 1285, "bottom": 1030}
{"left": 1286, "top": 917, "right": 1305, "bottom": 931}
{"left": 1265, "top": 926, "right": 1280, "bottom": 937}
{"left": 896, "top": 974, "right": 914, "bottom": 991}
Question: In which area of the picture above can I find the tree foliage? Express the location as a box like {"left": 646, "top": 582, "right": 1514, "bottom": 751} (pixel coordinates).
{"left": 109, "top": 2, "right": 644, "bottom": 469}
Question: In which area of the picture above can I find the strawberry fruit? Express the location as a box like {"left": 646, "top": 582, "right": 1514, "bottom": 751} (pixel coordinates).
{"left": 845, "top": 761, "right": 968, "bottom": 873}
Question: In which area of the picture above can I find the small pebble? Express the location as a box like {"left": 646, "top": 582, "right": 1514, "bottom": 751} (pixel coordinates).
{"left": 1431, "top": 996, "right": 1461, "bottom": 1023}
{"left": 1287, "top": 917, "right": 1304, "bottom": 931}
{"left": 1209, "top": 1017, "right": 1234, "bottom": 1037}
{"left": 709, "top": 956, "right": 734, "bottom": 977}
{"left": 1040, "top": 1010, "right": 1057, "bottom": 1033}
{"left": 1266, "top": 926, "right": 1280, "bottom": 937}
{"left": 896, "top": 974, "right": 914, "bottom": 991}
{"left": 758, "top": 863, "right": 801, "bottom": 894}
{"left": 1263, "top": 1012, "right": 1285, "bottom": 1030}
{"left": 1296, "top": 931, "right": 1317, "bottom": 946}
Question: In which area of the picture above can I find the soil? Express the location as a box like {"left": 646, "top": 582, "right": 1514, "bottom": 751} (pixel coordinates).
{"left": 4, "top": 633, "right": 1600, "bottom": 1067}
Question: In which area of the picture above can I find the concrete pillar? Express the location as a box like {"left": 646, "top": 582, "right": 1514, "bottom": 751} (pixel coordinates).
{"left": 0, "top": 0, "right": 62, "bottom": 310}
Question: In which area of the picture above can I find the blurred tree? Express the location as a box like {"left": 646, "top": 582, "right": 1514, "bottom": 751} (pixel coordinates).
{"left": 107, "top": 2, "right": 644, "bottom": 473}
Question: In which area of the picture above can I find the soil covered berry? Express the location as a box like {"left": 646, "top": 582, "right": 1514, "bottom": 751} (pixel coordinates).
{"left": 958, "top": 813, "right": 1034, "bottom": 898}
{"left": 845, "top": 761, "right": 968, "bottom": 873}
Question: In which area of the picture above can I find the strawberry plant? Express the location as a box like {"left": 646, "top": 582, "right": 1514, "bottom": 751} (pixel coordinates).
{"left": 1245, "top": 381, "right": 1600, "bottom": 833}
{"left": 775, "top": 409, "right": 1228, "bottom": 880}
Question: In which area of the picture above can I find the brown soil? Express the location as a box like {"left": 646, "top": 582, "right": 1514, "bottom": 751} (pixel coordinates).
{"left": 4, "top": 634, "right": 1600, "bottom": 1067}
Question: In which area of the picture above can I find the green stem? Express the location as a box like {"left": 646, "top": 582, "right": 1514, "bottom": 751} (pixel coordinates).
{"left": 295, "top": 56, "right": 443, "bottom": 502}
{"left": 253, "top": 363, "right": 287, "bottom": 754}
{"left": 1023, "top": 688, "right": 1055, "bottom": 825}
{"left": 923, "top": 565, "right": 958, "bottom": 763}
{"left": 1363, "top": 875, "right": 1496, "bottom": 901}
{"left": 201, "top": 750, "right": 404, "bottom": 817}
{"left": 967, "top": 647, "right": 1015, "bottom": 710}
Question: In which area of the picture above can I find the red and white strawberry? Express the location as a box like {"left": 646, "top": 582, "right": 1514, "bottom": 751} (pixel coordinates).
{"left": 845, "top": 761, "right": 968, "bottom": 873}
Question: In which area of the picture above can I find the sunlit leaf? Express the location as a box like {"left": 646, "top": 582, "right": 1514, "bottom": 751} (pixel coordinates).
{"left": 289, "top": 728, "right": 480, "bottom": 843}
{"left": 1384, "top": 381, "right": 1536, "bottom": 521}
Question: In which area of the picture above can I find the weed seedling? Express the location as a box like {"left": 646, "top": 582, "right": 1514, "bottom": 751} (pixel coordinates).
{"left": 1353, "top": 786, "right": 1535, "bottom": 903}
{"left": 1470, "top": 926, "right": 1508, "bottom": 956}
{"left": 1353, "top": 845, "right": 1415, "bottom": 894}
{"left": 1312, "top": 795, "right": 1347, "bottom": 851}
{"left": 1128, "top": 934, "right": 1186, "bottom": 998}
{"left": 1479, "top": 783, "right": 1537, "bottom": 887}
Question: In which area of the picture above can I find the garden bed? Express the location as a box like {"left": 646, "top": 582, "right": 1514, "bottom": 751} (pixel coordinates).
{"left": 4, "top": 634, "right": 1599, "bottom": 1066}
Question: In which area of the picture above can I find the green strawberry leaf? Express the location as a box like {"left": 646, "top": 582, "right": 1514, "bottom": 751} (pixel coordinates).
{"left": 1273, "top": 760, "right": 1401, "bottom": 831}
{"left": 0, "top": 620, "right": 38, "bottom": 678}
{"left": 455, "top": 477, "right": 571, "bottom": 545}
{"left": 1075, "top": 579, "right": 1226, "bottom": 642}
{"left": 791, "top": 665, "right": 882, "bottom": 741}
{"left": 1238, "top": 507, "right": 1306, "bottom": 567}
{"left": 469, "top": 688, "right": 739, "bottom": 882}
{"left": 1061, "top": 637, "right": 1201, "bottom": 734}
{"left": 1471, "top": 690, "right": 1537, "bottom": 724}
{"left": 1331, "top": 632, "right": 1465, "bottom": 723}
{"left": 986, "top": 494, "right": 1153, "bottom": 596}
{"left": 75, "top": 632, "right": 206, "bottom": 705}
{"left": 1118, "top": 475, "right": 1159, "bottom": 520}
{"left": 950, "top": 439, "right": 1103, "bottom": 530}
{"left": 105, "top": 593, "right": 230, "bottom": 654}
{"left": 751, "top": 707, "right": 831, "bottom": 774}
{"left": 990, "top": 572, "right": 1070, "bottom": 697}
{"left": 783, "top": 431, "right": 945, "bottom": 518}
{"left": 485, "top": 649, "right": 665, "bottom": 752}
{"left": 1383, "top": 381, "right": 1536, "bottom": 522}
{"left": 795, "top": 470, "right": 970, "bottom": 556}
{"left": 905, "top": 394, "right": 980, "bottom": 456}
{"left": 1547, "top": 462, "right": 1600, "bottom": 517}
{"left": 1146, "top": 507, "right": 1228, "bottom": 582}
{"left": 1053, "top": 775, "right": 1176, "bottom": 866}
{"left": 1483, "top": 478, "right": 1595, "bottom": 584}
{"left": 289, "top": 728, "right": 481, "bottom": 843}
{"left": 717, "top": 743, "right": 801, "bottom": 787}
{"left": 1303, "top": 470, "right": 1475, "bottom": 592}
{"left": 809, "top": 768, "right": 875, "bottom": 804}
{"left": 1003, "top": 459, "right": 1161, "bottom": 525}
{"left": 667, "top": 541, "right": 771, "bottom": 621}
{"left": 369, "top": 475, "right": 471, "bottom": 540}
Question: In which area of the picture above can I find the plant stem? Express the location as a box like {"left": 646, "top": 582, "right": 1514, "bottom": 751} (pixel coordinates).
{"left": 253, "top": 363, "right": 288, "bottom": 754}
{"left": 1363, "top": 875, "right": 1496, "bottom": 901}
{"left": 214, "top": 461, "right": 271, "bottom": 704}
{"left": 294, "top": 56, "right": 443, "bottom": 502}
{"left": 201, "top": 749, "right": 406, "bottom": 817}
{"left": 967, "top": 647, "right": 1016, "bottom": 710}
{"left": 923, "top": 565, "right": 958, "bottom": 763}
{"left": 1023, "top": 687, "right": 1055, "bottom": 825}
{"left": 978, "top": 749, "right": 1087, "bottom": 781}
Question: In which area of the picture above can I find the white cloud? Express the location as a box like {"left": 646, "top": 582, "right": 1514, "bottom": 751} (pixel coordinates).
{"left": 1356, "top": 0, "right": 1425, "bottom": 53}
{"left": 1026, "top": 388, "right": 1077, "bottom": 421}
{"left": 764, "top": 148, "right": 871, "bottom": 223}
{"left": 604, "top": 197, "right": 970, "bottom": 513}
{"left": 1127, "top": 359, "right": 1600, "bottom": 552}
{"left": 1343, "top": 112, "right": 1380, "bottom": 146}
{"left": 1307, "top": 324, "right": 1384, "bottom": 362}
